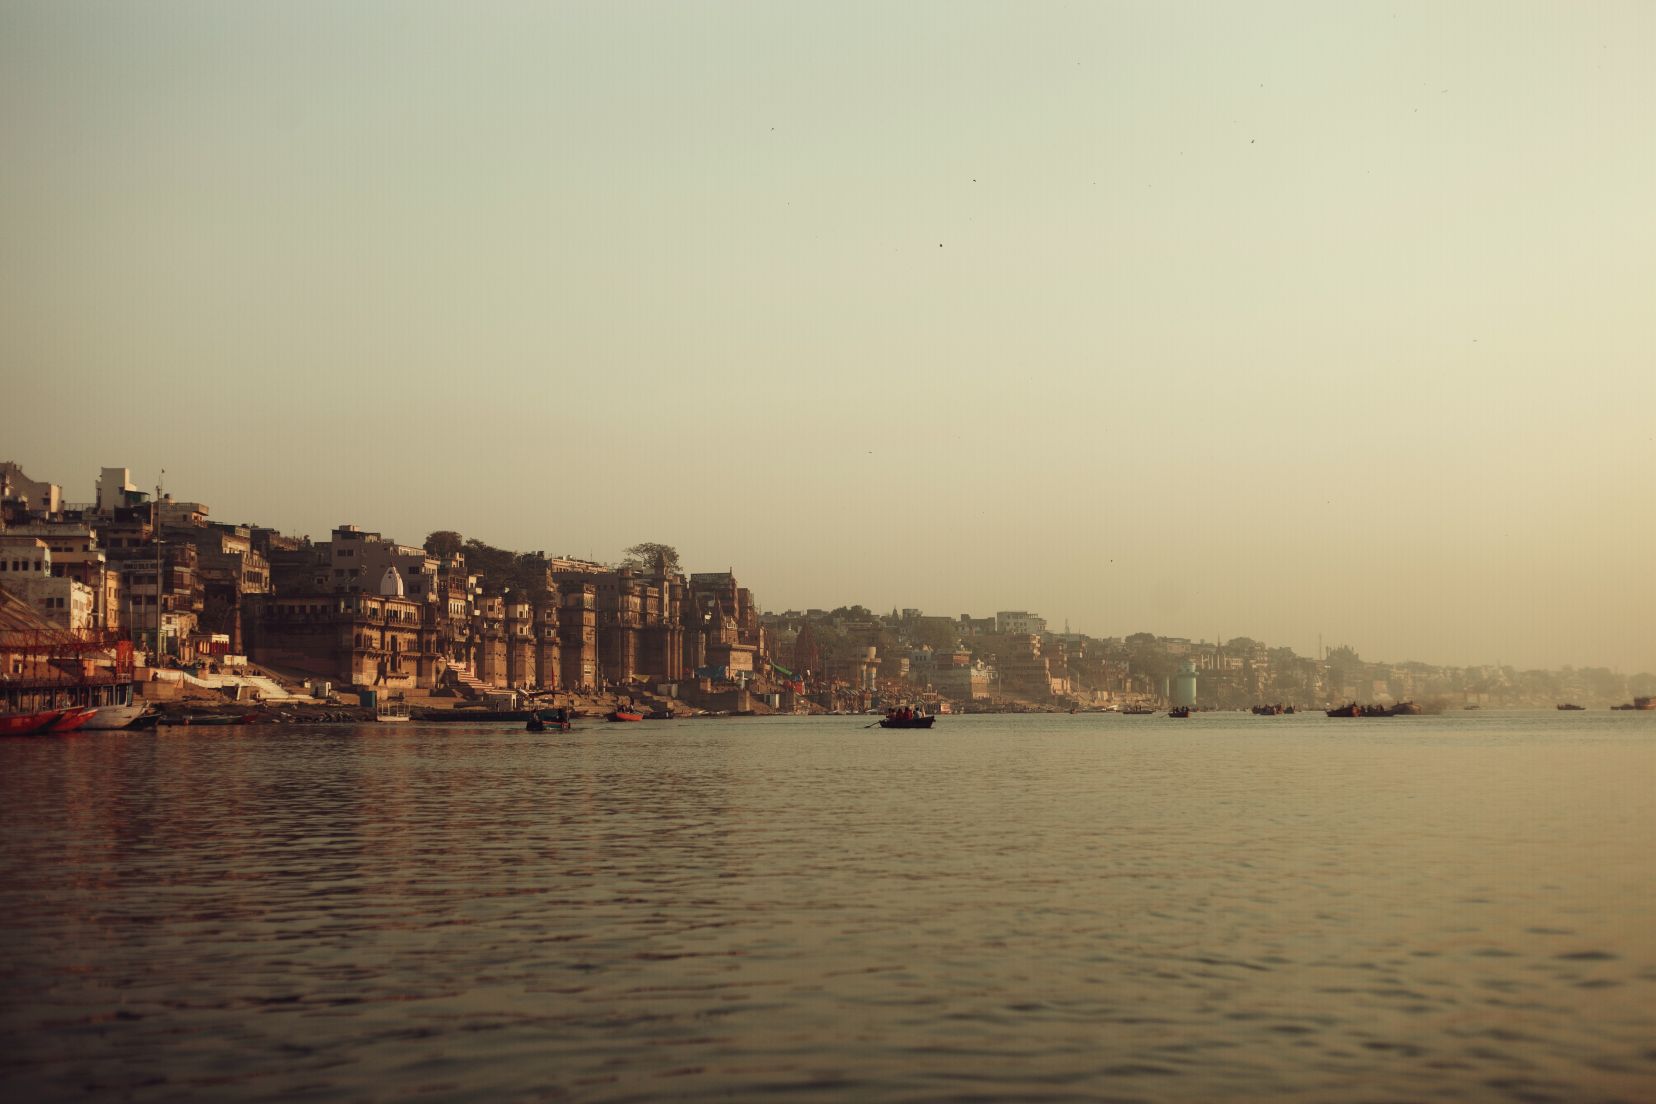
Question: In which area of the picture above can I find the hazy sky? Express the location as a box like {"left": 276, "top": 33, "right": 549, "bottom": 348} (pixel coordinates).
{"left": 3, "top": 2, "right": 1653, "bottom": 672}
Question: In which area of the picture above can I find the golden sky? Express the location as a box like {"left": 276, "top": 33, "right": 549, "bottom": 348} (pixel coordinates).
{"left": 3, "top": 2, "right": 1652, "bottom": 671}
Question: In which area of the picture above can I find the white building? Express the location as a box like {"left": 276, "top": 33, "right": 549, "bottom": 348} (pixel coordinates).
{"left": 995, "top": 610, "right": 1048, "bottom": 636}
{"left": 0, "top": 541, "right": 95, "bottom": 632}
{"left": 96, "top": 467, "right": 143, "bottom": 513}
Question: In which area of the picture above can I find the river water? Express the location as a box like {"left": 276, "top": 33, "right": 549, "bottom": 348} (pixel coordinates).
{"left": 2, "top": 711, "right": 1652, "bottom": 1102}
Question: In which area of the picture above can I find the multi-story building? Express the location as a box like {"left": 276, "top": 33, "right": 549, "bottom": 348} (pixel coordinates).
{"left": 95, "top": 467, "right": 144, "bottom": 514}
{"left": 0, "top": 540, "right": 96, "bottom": 632}
{"left": 169, "top": 523, "right": 270, "bottom": 654}
{"left": 550, "top": 563, "right": 689, "bottom": 685}
{"left": 933, "top": 659, "right": 993, "bottom": 701}
{"left": 322, "top": 525, "right": 438, "bottom": 597}
{"left": 250, "top": 567, "right": 440, "bottom": 689}
{"left": 558, "top": 583, "right": 597, "bottom": 691}
{"left": 995, "top": 611, "right": 1047, "bottom": 636}
{"left": 115, "top": 542, "right": 202, "bottom": 659}
{"left": 0, "top": 523, "right": 121, "bottom": 633}
{"left": 998, "top": 633, "right": 1067, "bottom": 698}
{"left": 0, "top": 461, "right": 63, "bottom": 517}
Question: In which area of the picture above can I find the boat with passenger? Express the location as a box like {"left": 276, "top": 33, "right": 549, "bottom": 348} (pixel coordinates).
{"left": 879, "top": 705, "right": 935, "bottom": 729}
{"left": 527, "top": 708, "right": 573, "bottom": 732}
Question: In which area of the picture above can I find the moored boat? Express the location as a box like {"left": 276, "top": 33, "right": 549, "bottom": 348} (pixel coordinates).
{"left": 83, "top": 702, "right": 151, "bottom": 729}
{"left": 607, "top": 709, "right": 643, "bottom": 722}
{"left": 415, "top": 708, "right": 564, "bottom": 723}
{"left": 0, "top": 709, "right": 65, "bottom": 737}
{"left": 1556, "top": 703, "right": 1585, "bottom": 711}
{"left": 375, "top": 702, "right": 412, "bottom": 723}
{"left": 1326, "top": 703, "right": 1360, "bottom": 717}
{"left": 44, "top": 706, "right": 98, "bottom": 733}
{"left": 1169, "top": 706, "right": 1191, "bottom": 718}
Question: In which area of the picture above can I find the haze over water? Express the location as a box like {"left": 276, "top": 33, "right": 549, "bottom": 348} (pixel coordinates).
{"left": 4, "top": 713, "right": 1653, "bottom": 1102}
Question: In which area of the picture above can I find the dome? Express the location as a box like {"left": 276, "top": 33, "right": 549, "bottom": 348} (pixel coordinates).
{"left": 379, "top": 566, "right": 405, "bottom": 597}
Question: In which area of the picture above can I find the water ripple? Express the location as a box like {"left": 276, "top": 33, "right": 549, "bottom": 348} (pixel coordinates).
{"left": 2, "top": 713, "right": 1652, "bottom": 1101}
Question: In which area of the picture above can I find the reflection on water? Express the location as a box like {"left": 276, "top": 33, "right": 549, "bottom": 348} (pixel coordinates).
{"left": 2, "top": 713, "right": 1653, "bottom": 1102}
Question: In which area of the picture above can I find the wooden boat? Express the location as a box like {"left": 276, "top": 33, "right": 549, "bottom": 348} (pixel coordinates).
{"left": 0, "top": 709, "right": 64, "bottom": 737}
{"left": 607, "top": 709, "right": 644, "bottom": 723}
{"left": 44, "top": 706, "right": 98, "bottom": 733}
{"left": 1556, "top": 703, "right": 1585, "bottom": 711}
{"left": 1326, "top": 703, "right": 1361, "bottom": 718}
{"left": 878, "top": 715, "right": 935, "bottom": 729}
{"left": 84, "top": 702, "right": 150, "bottom": 729}
{"left": 415, "top": 708, "right": 553, "bottom": 723}
{"left": 1390, "top": 701, "right": 1423, "bottom": 716}
{"left": 1122, "top": 705, "right": 1156, "bottom": 715}
{"left": 525, "top": 710, "right": 572, "bottom": 733}
{"left": 1168, "top": 706, "right": 1191, "bottom": 718}
{"left": 375, "top": 702, "right": 413, "bottom": 723}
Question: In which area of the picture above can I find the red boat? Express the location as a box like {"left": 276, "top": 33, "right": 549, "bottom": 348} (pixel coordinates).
{"left": 607, "top": 709, "right": 644, "bottom": 722}
{"left": 44, "top": 706, "right": 98, "bottom": 733}
{"left": 0, "top": 709, "right": 64, "bottom": 737}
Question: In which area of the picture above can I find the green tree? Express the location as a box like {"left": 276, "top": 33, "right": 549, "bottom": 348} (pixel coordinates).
{"left": 912, "top": 620, "right": 959, "bottom": 653}
{"left": 621, "top": 542, "right": 682, "bottom": 575}
{"left": 423, "top": 530, "right": 464, "bottom": 558}
{"left": 462, "top": 538, "right": 514, "bottom": 587}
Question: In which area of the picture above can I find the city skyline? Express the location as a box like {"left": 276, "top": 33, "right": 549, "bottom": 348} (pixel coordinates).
{"left": 4, "top": 3, "right": 1652, "bottom": 674}
{"left": 7, "top": 454, "right": 1653, "bottom": 679}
